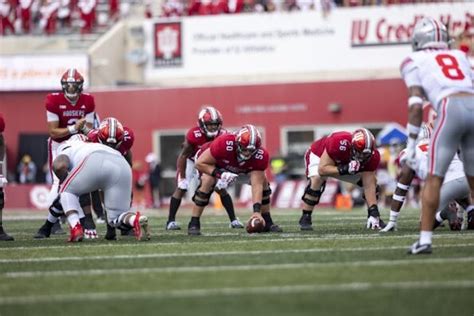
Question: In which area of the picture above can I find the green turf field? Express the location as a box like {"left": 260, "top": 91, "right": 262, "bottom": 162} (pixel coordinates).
{"left": 0, "top": 207, "right": 473, "bottom": 316}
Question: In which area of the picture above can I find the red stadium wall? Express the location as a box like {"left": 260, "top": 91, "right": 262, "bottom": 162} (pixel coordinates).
{"left": 0, "top": 78, "right": 408, "bottom": 169}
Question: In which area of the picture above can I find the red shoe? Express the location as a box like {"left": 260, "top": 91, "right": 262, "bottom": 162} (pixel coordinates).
{"left": 68, "top": 223, "right": 84, "bottom": 242}
{"left": 133, "top": 212, "right": 150, "bottom": 241}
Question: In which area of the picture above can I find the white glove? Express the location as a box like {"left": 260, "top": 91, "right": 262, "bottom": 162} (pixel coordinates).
{"left": 380, "top": 220, "right": 397, "bottom": 233}
{"left": 348, "top": 160, "right": 360, "bottom": 174}
{"left": 366, "top": 216, "right": 381, "bottom": 230}
{"left": 221, "top": 172, "right": 238, "bottom": 184}
{"left": 0, "top": 175, "right": 7, "bottom": 188}
{"left": 177, "top": 178, "right": 188, "bottom": 190}
{"left": 215, "top": 179, "right": 229, "bottom": 190}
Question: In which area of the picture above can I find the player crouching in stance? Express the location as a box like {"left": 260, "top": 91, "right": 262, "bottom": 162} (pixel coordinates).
{"left": 299, "top": 128, "right": 384, "bottom": 231}
{"left": 187, "top": 124, "right": 282, "bottom": 235}
{"left": 52, "top": 137, "right": 150, "bottom": 242}
{"left": 381, "top": 125, "right": 470, "bottom": 232}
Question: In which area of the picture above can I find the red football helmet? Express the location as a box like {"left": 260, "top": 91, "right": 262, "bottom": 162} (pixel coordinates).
{"left": 351, "top": 128, "right": 375, "bottom": 163}
{"left": 236, "top": 124, "right": 262, "bottom": 161}
{"left": 60, "top": 68, "right": 84, "bottom": 102}
{"left": 198, "top": 106, "right": 223, "bottom": 138}
{"left": 98, "top": 117, "right": 124, "bottom": 149}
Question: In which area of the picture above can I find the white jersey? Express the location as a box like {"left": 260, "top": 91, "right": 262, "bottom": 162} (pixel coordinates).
{"left": 400, "top": 48, "right": 474, "bottom": 112}
{"left": 57, "top": 140, "right": 122, "bottom": 167}
{"left": 399, "top": 139, "right": 465, "bottom": 183}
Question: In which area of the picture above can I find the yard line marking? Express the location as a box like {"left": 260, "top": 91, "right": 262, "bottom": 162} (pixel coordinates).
{"left": 0, "top": 233, "right": 473, "bottom": 252}
{"left": 1, "top": 243, "right": 473, "bottom": 265}
{"left": 0, "top": 280, "right": 473, "bottom": 305}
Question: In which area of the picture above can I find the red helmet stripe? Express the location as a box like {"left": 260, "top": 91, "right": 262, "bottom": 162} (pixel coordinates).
{"left": 430, "top": 18, "right": 441, "bottom": 42}
{"left": 362, "top": 128, "right": 372, "bottom": 151}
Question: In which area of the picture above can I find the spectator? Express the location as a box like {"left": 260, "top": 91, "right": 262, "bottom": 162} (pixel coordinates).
{"left": 39, "top": 0, "right": 59, "bottom": 35}
{"left": 78, "top": 0, "right": 96, "bottom": 34}
{"left": 18, "top": 0, "right": 33, "bottom": 34}
{"left": 145, "top": 153, "right": 162, "bottom": 208}
{"left": 109, "top": 0, "right": 119, "bottom": 21}
{"left": 57, "top": 0, "right": 71, "bottom": 29}
{"left": 0, "top": 0, "right": 15, "bottom": 35}
{"left": 17, "top": 154, "right": 37, "bottom": 184}
{"left": 270, "top": 155, "right": 288, "bottom": 185}
{"left": 162, "top": 0, "right": 184, "bottom": 17}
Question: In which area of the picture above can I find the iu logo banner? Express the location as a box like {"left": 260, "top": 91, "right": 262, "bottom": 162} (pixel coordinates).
{"left": 153, "top": 21, "right": 182, "bottom": 67}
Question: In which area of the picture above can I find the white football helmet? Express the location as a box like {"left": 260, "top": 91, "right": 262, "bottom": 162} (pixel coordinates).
{"left": 411, "top": 17, "right": 449, "bottom": 51}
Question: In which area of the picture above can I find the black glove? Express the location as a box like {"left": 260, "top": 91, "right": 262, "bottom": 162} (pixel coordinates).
{"left": 368, "top": 204, "right": 380, "bottom": 218}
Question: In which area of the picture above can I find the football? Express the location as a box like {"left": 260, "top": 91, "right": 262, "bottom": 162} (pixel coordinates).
{"left": 246, "top": 216, "right": 265, "bottom": 234}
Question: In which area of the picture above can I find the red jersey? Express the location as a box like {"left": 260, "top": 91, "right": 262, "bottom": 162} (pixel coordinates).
{"left": 201, "top": 133, "right": 269, "bottom": 174}
{"left": 310, "top": 131, "right": 380, "bottom": 172}
{"left": 0, "top": 114, "right": 4, "bottom": 133}
{"left": 186, "top": 126, "right": 226, "bottom": 161}
{"left": 45, "top": 92, "right": 96, "bottom": 142}
{"left": 87, "top": 126, "right": 134, "bottom": 156}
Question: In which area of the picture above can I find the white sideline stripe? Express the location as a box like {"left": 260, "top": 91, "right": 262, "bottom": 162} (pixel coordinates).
{"left": 1, "top": 233, "right": 473, "bottom": 252}
{"left": 0, "top": 280, "right": 473, "bottom": 305}
{"left": 2, "top": 243, "right": 473, "bottom": 266}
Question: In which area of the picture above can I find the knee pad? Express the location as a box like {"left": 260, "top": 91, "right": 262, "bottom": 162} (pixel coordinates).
{"left": 192, "top": 190, "right": 212, "bottom": 207}
{"left": 79, "top": 193, "right": 91, "bottom": 208}
{"left": 262, "top": 187, "right": 272, "bottom": 205}
{"left": 301, "top": 184, "right": 322, "bottom": 206}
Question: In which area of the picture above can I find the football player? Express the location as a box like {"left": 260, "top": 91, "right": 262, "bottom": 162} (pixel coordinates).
{"left": 43, "top": 68, "right": 96, "bottom": 235}
{"left": 299, "top": 128, "right": 384, "bottom": 231}
{"left": 166, "top": 106, "right": 243, "bottom": 230}
{"left": 401, "top": 18, "right": 474, "bottom": 254}
{"left": 187, "top": 124, "right": 282, "bottom": 235}
{"left": 381, "top": 124, "right": 471, "bottom": 232}
{"left": 0, "top": 114, "right": 13, "bottom": 241}
{"left": 52, "top": 136, "right": 150, "bottom": 242}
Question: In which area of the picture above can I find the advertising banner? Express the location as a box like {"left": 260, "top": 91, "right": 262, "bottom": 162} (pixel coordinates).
{"left": 144, "top": 3, "right": 471, "bottom": 81}
{"left": 0, "top": 55, "right": 89, "bottom": 91}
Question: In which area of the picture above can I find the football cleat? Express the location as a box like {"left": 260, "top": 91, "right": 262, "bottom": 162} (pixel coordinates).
{"left": 68, "top": 223, "right": 84, "bottom": 242}
{"left": 34, "top": 223, "right": 52, "bottom": 239}
{"left": 380, "top": 220, "right": 397, "bottom": 233}
{"left": 188, "top": 224, "right": 201, "bottom": 236}
{"left": 0, "top": 227, "right": 14, "bottom": 241}
{"left": 263, "top": 224, "right": 283, "bottom": 233}
{"left": 105, "top": 225, "right": 117, "bottom": 241}
{"left": 407, "top": 241, "right": 432, "bottom": 255}
{"left": 447, "top": 210, "right": 462, "bottom": 231}
{"left": 166, "top": 221, "right": 181, "bottom": 231}
{"left": 299, "top": 214, "right": 313, "bottom": 231}
{"left": 229, "top": 219, "right": 244, "bottom": 229}
{"left": 84, "top": 229, "right": 98, "bottom": 239}
{"left": 467, "top": 211, "right": 474, "bottom": 230}
{"left": 133, "top": 212, "right": 151, "bottom": 241}
{"left": 51, "top": 221, "right": 66, "bottom": 235}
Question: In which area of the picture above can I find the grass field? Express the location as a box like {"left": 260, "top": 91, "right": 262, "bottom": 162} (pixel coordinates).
{"left": 0, "top": 207, "right": 473, "bottom": 316}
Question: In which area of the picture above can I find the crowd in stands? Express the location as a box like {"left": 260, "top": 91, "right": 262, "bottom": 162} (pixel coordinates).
{"left": 1, "top": 0, "right": 470, "bottom": 38}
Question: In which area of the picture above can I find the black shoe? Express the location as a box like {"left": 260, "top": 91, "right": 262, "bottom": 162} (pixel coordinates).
{"left": 263, "top": 224, "right": 283, "bottom": 233}
{"left": 51, "top": 222, "right": 65, "bottom": 235}
{"left": 468, "top": 211, "right": 474, "bottom": 230}
{"left": 299, "top": 214, "right": 313, "bottom": 231}
{"left": 34, "top": 223, "right": 52, "bottom": 239}
{"left": 407, "top": 241, "right": 432, "bottom": 255}
{"left": 188, "top": 225, "right": 201, "bottom": 236}
{"left": 447, "top": 210, "right": 462, "bottom": 231}
{"left": 120, "top": 227, "right": 134, "bottom": 236}
{"left": 0, "top": 232, "right": 14, "bottom": 241}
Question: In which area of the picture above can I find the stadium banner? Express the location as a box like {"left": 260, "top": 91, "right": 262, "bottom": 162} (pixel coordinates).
{"left": 0, "top": 55, "right": 89, "bottom": 91}
{"left": 144, "top": 3, "right": 471, "bottom": 80}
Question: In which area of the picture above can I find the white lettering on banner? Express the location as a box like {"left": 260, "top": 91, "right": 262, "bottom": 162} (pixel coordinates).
{"left": 144, "top": 3, "right": 471, "bottom": 82}
{"left": 0, "top": 55, "right": 88, "bottom": 91}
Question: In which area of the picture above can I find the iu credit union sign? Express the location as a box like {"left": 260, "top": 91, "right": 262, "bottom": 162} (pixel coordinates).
{"left": 153, "top": 21, "right": 183, "bottom": 67}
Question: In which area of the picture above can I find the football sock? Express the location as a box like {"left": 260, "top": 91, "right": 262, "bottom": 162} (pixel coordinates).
{"left": 190, "top": 216, "right": 200, "bottom": 226}
{"left": 389, "top": 210, "right": 399, "bottom": 222}
{"left": 168, "top": 197, "right": 181, "bottom": 222}
{"left": 67, "top": 213, "right": 80, "bottom": 228}
{"left": 303, "top": 210, "right": 312, "bottom": 216}
{"left": 221, "top": 194, "right": 236, "bottom": 221}
{"left": 420, "top": 230, "right": 432, "bottom": 245}
{"left": 262, "top": 212, "right": 274, "bottom": 226}
{"left": 91, "top": 190, "right": 104, "bottom": 218}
